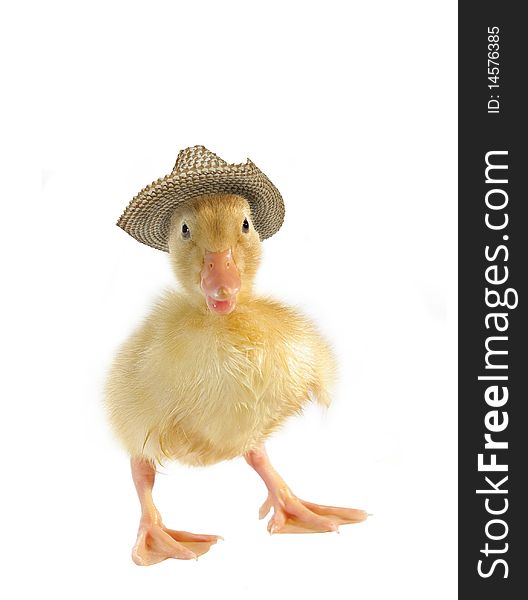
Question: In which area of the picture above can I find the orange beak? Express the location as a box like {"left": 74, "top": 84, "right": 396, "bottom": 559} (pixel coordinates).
{"left": 200, "top": 249, "right": 241, "bottom": 315}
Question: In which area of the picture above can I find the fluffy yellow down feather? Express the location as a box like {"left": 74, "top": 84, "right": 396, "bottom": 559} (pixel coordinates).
{"left": 105, "top": 194, "right": 336, "bottom": 466}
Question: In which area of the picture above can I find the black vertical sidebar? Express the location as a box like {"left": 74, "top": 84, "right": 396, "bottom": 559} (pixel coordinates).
{"left": 459, "top": 2, "right": 527, "bottom": 598}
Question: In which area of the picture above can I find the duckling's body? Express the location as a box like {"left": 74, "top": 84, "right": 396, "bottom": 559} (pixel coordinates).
{"left": 106, "top": 293, "right": 335, "bottom": 466}
{"left": 107, "top": 187, "right": 366, "bottom": 566}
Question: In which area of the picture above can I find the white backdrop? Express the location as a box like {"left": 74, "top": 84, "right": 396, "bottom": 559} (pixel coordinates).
{"left": 1, "top": 1, "right": 457, "bottom": 598}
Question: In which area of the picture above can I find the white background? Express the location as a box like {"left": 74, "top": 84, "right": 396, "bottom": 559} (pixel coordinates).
{"left": 1, "top": 1, "right": 457, "bottom": 598}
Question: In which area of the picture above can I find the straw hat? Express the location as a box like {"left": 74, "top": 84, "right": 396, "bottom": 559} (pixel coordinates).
{"left": 117, "top": 145, "right": 285, "bottom": 252}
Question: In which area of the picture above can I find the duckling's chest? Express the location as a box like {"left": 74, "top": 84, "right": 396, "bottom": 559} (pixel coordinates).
{"left": 170, "top": 327, "right": 272, "bottom": 405}
{"left": 165, "top": 317, "right": 311, "bottom": 423}
{"left": 155, "top": 312, "right": 314, "bottom": 464}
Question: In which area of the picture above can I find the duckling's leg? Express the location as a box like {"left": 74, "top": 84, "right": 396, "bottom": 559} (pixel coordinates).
{"left": 245, "top": 445, "right": 367, "bottom": 534}
{"left": 130, "top": 457, "right": 221, "bottom": 565}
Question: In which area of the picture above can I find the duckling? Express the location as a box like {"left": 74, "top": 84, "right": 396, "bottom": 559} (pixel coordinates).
{"left": 106, "top": 150, "right": 367, "bottom": 566}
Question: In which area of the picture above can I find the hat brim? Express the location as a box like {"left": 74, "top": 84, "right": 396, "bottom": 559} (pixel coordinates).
{"left": 117, "top": 160, "right": 284, "bottom": 252}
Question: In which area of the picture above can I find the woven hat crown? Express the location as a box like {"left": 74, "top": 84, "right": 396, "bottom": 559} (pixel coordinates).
{"left": 172, "top": 146, "right": 228, "bottom": 173}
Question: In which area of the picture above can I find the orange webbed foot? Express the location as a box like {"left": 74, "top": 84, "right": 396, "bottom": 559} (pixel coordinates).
{"left": 259, "top": 492, "right": 368, "bottom": 535}
{"left": 132, "top": 523, "right": 222, "bottom": 566}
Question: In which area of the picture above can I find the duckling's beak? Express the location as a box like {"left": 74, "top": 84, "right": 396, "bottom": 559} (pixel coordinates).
{"left": 200, "top": 249, "right": 241, "bottom": 315}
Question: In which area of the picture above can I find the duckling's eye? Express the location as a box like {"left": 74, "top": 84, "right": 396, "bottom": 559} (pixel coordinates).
{"left": 181, "top": 223, "right": 190, "bottom": 239}
{"left": 242, "top": 218, "right": 250, "bottom": 233}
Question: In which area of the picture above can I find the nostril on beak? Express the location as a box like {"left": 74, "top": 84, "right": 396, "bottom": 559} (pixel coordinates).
{"left": 209, "top": 262, "right": 214, "bottom": 270}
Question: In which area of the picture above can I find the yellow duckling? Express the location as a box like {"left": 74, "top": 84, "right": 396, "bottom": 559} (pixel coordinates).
{"left": 105, "top": 147, "right": 366, "bottom": 566}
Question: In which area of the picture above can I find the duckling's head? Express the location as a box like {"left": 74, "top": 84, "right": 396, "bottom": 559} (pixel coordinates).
{"left": 167, "top": 193, "right": 262, "bottom": 315}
